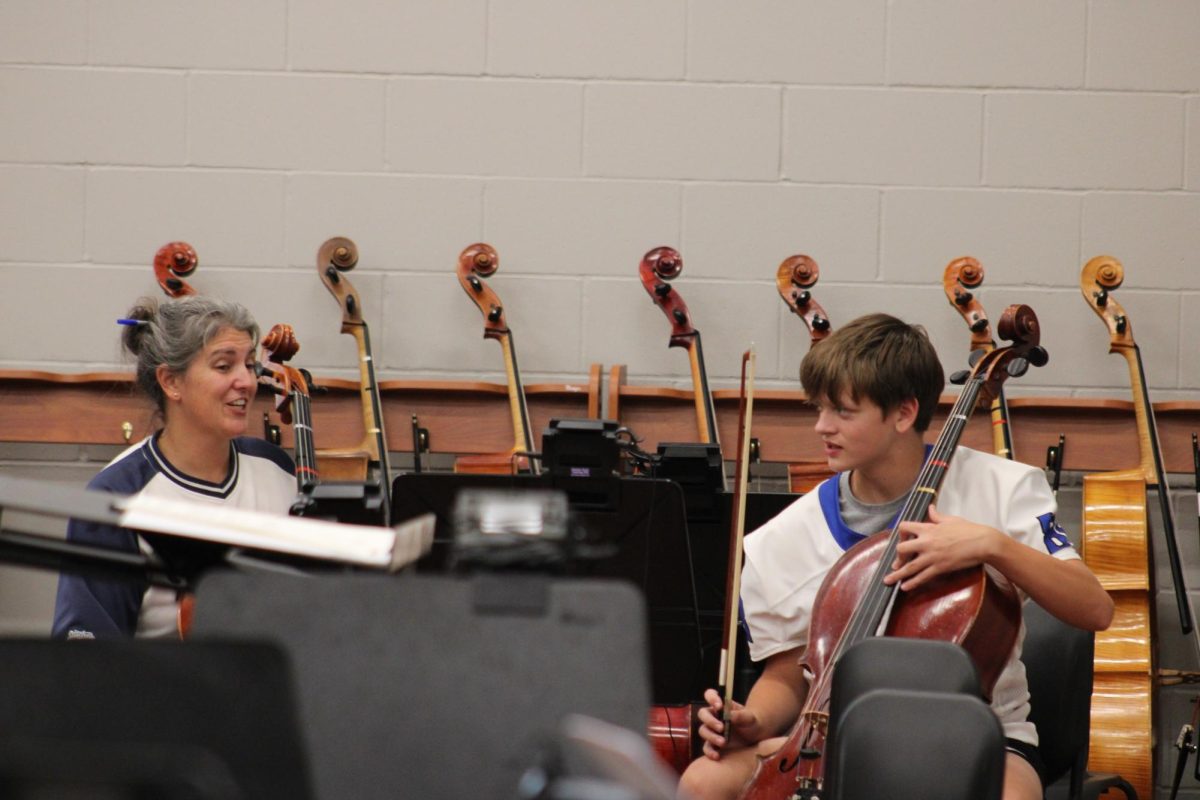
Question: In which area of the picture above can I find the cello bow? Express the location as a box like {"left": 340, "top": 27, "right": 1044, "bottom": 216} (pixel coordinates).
{"left": 719, "top": 346, "right": 756, "bottom": 723}
{"left": 775, "top": 255, "right": 834, "bottom": 493}
{"left": 942, "top": 256, "right": 1015, "bottom": 460}
{"left": 453, "top": 243, "right": 539, "bottom": 475}
{"left": 316, "top": 237, "right": 392, "bottom": 524}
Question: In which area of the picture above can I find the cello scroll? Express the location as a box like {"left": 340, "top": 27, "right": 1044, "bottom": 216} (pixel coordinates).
{"left": 775, "top": 255, "right": 830, "bottom": 344}
{"left": 153, "top": 241, "right": 199, "bottom": 298}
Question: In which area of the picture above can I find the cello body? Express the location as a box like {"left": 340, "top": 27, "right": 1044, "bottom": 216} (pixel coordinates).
{"left": 1079, "top": 469, "right": 1153, "bottom": 797}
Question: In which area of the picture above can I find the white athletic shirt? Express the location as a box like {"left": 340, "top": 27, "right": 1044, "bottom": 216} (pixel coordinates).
{"left": 52, "top": 433, "right": 296, "bottom": 640}
{"left": 740, "top": 446, "right": 1079, "bottom": 746}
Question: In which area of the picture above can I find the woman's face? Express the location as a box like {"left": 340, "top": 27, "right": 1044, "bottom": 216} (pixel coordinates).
{"left": 161, "top": 327, "right": 258, "bottom": 442}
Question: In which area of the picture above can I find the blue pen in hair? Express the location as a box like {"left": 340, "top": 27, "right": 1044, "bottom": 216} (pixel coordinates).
{"left": 116, "top": 318, "right": 148, "bottom": 327}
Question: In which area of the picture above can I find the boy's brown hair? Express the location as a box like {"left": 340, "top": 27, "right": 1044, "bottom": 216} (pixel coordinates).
{"left": 799, "top": 313, "right": 944, "bottom": 432}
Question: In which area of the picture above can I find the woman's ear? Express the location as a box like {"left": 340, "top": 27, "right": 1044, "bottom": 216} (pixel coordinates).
{"left": 157, "top": 364, "right": 181, "bottom": 402}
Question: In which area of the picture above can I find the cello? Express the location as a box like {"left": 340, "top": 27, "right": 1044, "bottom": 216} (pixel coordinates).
{"left": 639, "top": 246, "right": 726, "bottom": 485}
{"left": 316, "top": 237, "right": 392, "bottom": 524}
{"left": 942, "top": 256, "right": 1015, "bottom": 460}
{"left": 453, "top": 243, "right": 539, "bottom": 475}
{"left": 257, "top": 324, "right": 320, "bottom": 498}
{"left": 775, "top": 255, "right": 834, "bottom": 493}
{"left": 737, "top": 304, "right": 1046, "bottom": 799}
{"left": 1078, "top": 255, "right": 1192, "bottom": 799}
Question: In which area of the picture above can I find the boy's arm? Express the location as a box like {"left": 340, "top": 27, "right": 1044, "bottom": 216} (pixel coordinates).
{"left": 888, "top": 506, "right": 1114, "bottom": 632}
{"left": 743, "top": 649, "right": 810, "bottom": 739}
{"left": 984, "top": 533, "right": 1114, "bottom": 632}
{"left": 699, "top": 647, "right": 809, "bottom": 754}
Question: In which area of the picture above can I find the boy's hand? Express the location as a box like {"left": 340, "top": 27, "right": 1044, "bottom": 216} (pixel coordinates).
{"left": 885, "top": 504, "right": 999, "bottom": 590}
{"left": 696, "top": 687, "right": 763, "bottom": 759}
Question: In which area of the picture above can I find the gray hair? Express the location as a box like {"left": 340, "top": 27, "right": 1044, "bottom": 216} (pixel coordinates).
{"left": 122, "top": 296, "right": 260, "bottom": 414}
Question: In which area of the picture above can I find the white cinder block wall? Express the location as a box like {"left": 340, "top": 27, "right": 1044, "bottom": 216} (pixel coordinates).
{"left": 1, "top": 0, "right": 1199, "bottom": 398}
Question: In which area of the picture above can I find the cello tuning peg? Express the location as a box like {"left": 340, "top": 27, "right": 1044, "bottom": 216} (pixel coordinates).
{"left": 1027, "top": 346, "right": 1049, "bottom": 368}
{"left": 949, "top": 369, "right": 971, "bottom": 385}
{"left": 969, "top": 318, "right": 989, "bottom": 333}
{"left": 1115, "top": 315, "right": 1127, "bottom": 334}
{"left": 1006, "top": 357, "right": 1029, "bottom": 378}
{"left": 1093, "top": 288, "right": 1107, "bottom": 307}
{"left": 796, "top": 290, "right": 811, "bottom": 305}
{"left": 812, "top": 316, "right": 830, "bottom": 332}
{"left": 654, "top": 282, "right": 671, "bottom": 298}
{"left": 954, "top": 289, "right": 973, "bottom": 307}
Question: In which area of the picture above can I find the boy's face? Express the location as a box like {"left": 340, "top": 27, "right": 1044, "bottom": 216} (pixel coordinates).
{"left": 811, "top": 391, "right": 915, "bottom": 473}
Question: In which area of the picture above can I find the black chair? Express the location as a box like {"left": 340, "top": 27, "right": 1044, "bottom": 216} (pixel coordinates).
{"left": 829, "top": 687, "right": 1005, "bottom": 800}
{"left": 825, "top": 637, "right": 1001, "bottom": 800}
{"left": 0, "top": 639, "right": 312, "bottom": 799}
{"left": 1022, "top": 601, "right": 1137, "bottom": 800}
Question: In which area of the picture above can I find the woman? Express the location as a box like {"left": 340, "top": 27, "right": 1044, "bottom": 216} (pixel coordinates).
{"left": 52, "top": 296, "right": 296, "bottom": 639}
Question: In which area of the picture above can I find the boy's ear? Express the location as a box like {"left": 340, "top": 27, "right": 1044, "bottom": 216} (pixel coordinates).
{"left": 893, "top": 397, "right": 920, "bottom": 433}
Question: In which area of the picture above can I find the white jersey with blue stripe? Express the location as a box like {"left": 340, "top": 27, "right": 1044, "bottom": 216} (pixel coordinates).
{"left": 740, "top": 445, "right": 1079, "bottom": 747}
{"left": 52, "top": 433, "right": 295, "bottom": 640}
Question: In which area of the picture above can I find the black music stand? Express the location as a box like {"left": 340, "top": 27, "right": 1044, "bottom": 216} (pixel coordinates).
{"left": 392, "top": 472, "right": 714, "bottom": 702}
{"left": 191, "top": 571, "right": 650, "bottom": 800}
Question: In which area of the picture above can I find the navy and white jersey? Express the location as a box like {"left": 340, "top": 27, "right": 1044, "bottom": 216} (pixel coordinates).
{"left": 740, "top": 446, "right": 1079, "bottom": 747}
{"left": 52, "top": 433, "right": 295, "bottom": 640}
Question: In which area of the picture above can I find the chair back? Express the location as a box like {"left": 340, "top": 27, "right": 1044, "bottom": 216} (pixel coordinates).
{"left": 829, "top": 688, "right": 1004, "bottom": 800}
{"left": 1021, "top": 601, "right": 1095, "bottom": 790}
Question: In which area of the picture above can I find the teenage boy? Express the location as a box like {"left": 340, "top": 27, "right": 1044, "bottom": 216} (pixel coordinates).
{"left": 677, "top": 313, "right": 1113, "bottom": 800}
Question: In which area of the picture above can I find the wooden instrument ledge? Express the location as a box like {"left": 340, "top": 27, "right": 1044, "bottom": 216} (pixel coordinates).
{"left": 5, "top": 367, "right": 1200, "bottom": 474}
{"left": 608, "top": 367, "right": 1200, "bottom": 475}
{"left": 0, "top": 366, "right": 602, "bottom": 458}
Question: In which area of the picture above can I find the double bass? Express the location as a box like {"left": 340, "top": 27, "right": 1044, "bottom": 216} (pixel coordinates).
{"left": 738, "top": 304, "right": 1046, "bottom": 799}
{"left": 453, "top": 243, "right": 539, "bottom": 475}
{"left": 942, "top": 256, "right": 1014, "bottom": 460}
{"left": 775, "top": 254, "right": 833, "bottom": 493}
{"left": 1078, "top": 255, "right": 1191, "bottom": 799}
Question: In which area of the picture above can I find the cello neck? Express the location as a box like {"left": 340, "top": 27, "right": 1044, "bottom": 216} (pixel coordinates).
{"left": 349, "top": 321, "right": 392, "bottom": 520}
{"left": 686, "top": 333, "right": 719, "bottom": 446}
{"left": 291, "top": 389, "right": 319, "bottom": 492}
{"left": 498, "top": 331, "right": 538, "bottom": 474}
{"left": 1118, "top": 342, "right": 1164, "bottom": 486}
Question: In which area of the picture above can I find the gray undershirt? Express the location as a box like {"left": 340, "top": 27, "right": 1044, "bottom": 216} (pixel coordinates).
{"left": 838, "top": 470, "right": 908, "bottom": 536}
